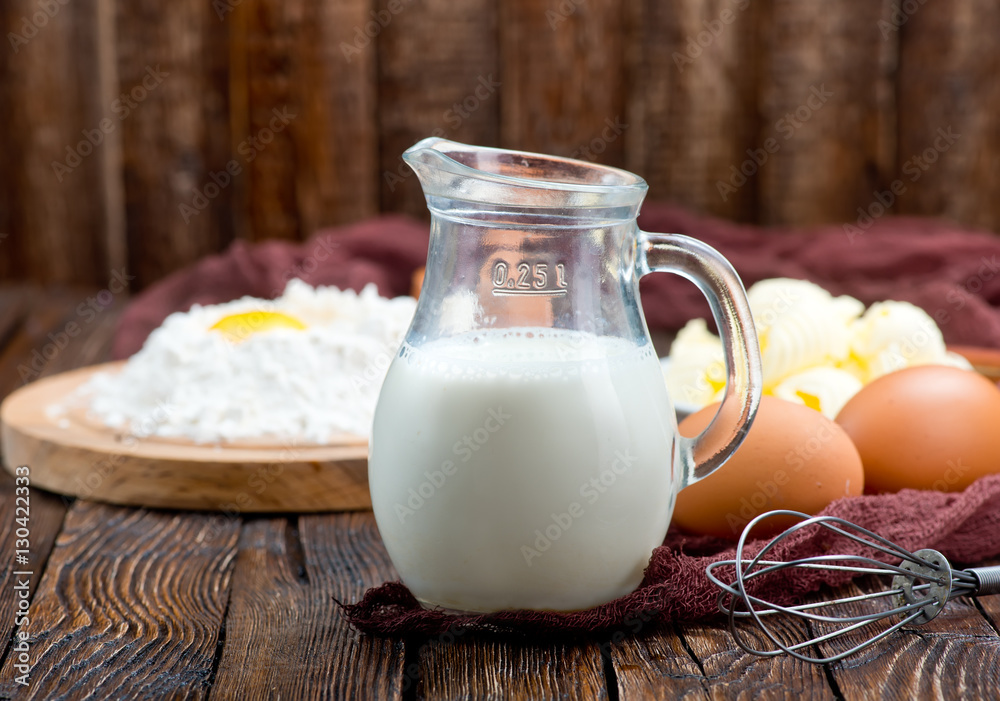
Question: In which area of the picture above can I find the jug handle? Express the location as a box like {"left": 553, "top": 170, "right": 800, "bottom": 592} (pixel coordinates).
{"left": 638, "top": 231, "right": 763, "bottom": 488}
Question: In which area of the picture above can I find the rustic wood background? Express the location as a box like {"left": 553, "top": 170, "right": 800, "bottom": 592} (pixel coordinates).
{"left": 1, "top": 0, "right": 998, "bottom": 290}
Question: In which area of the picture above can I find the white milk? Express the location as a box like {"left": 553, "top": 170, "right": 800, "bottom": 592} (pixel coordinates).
{"left": 369, "top": 328, "right": 679, "bottom": 612}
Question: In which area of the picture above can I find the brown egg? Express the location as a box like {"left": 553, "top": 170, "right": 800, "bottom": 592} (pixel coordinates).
{"left": 411, "top": 267, "right": 425, "bottom": 299}
{"left": 835, "top": 365, "right": 1000, "bottom": 493}
{"left": 673, "top": 396, "right": 864, "bottom": 539}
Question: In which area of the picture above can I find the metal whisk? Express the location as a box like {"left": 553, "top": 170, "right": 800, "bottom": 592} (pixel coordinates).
{"left": 705, "top": 510, "right": 1000, "bottom": 664}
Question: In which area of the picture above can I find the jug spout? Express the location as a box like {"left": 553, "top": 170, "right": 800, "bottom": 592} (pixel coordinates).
{"left": 401, "top": 137, "right": 465, "bottom": 190}
{"left": 402, "top": 137, "right": 647, "bottom": 211}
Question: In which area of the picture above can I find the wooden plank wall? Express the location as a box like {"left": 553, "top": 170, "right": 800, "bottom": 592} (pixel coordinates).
{"left": 1, "top": 0, "right": 998, "bottom": 290}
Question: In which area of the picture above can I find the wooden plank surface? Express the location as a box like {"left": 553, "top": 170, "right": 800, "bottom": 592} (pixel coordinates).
{"left": 610, "top": 618, "right": 837, "bottom": 700}
{"left": 210, "top": 513, "right": 404, "bottom": 699}
{"left": 628, "top": 0, "right": 762, "bottom": 223}
{"left": 294, "top": 0, "right": 380, "bottom": 235}
{"left": 0, "top": 465, "right": 67, "bottom": 674}
{"left": 500, "top": 0, "right": 626, "bottom": 168}
{"left": 895, "top": 0, "right": 1000, "bottom": 232}
{"left": 0, "top": 288, "right": 30, "bottom": 353}
{"left": 0, "top": 289, "right": 123, "bottom": 410}
{"left": 0, "top": 293, "right": 253, "bottom": 700}
{"left": 756, "top": 0, "right": 897, "bottom": 227}
{"left": 608, "top": 625, "right": 711, "bottom": 700}
{"left": 116, "top": 0, "right": 234, "bottom": 289}
{"left": 421, "top": 636, "right": 608, "bottom": 701}
{"left": 0, "top": 0, "right": 122, "bottom": 286}
{"left": 0, "top": 288, "right": 127, "bottom": 477}
{"left": 4, "top": 0, "right": 1000, "bottom": 294}
{"left": 234, "top": 0, "right": 379, "bottom": 243}
{"left": 818, "top": 575, "right": 1000, "bottom": 700}
{"left": 0, "top": 290, "right": 124, "bottom": 689}
{"left": 677, "top": 620, "right": 834, "bottom": 700}
{"left": 4, "top": 0, "right": 1000, "bottom": 295}
{"left": 0, "top": 502, "right": 240, "bottom": 699}
{"left": 237, "top": 0, "right": 302, "bottom": 243}
{"left": 974, "top": 559, "right": 1000, "bottom": 634}
{"left": 377, "top": 0, "right": 500, "bottom": 218}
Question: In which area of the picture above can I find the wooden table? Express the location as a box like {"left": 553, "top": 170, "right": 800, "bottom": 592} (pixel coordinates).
{"left": 1, "top": 284, "right": 999, "bottom": 700}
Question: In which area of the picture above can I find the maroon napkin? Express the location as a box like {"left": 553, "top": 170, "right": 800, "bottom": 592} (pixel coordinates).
{"left": 340, "top": 475, "right": 1000, "bottom": 635}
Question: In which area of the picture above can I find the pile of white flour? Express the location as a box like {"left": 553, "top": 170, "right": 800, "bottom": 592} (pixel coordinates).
{"left": 66, "top": 280, "right": 416, "bottom": 444}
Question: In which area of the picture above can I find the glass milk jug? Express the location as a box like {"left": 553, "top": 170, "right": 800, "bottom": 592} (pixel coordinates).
{"left": 369, "top": 138, "right": 762, "bottom": 613}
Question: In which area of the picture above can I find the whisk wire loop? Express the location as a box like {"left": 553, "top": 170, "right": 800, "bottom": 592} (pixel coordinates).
{"left": 705, "top": 509, "right": 1000, "bottom": 664}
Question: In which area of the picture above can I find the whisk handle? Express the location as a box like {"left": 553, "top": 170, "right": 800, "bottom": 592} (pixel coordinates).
{"left": 966, "top": 566, "right": 1000, "bottom": 596}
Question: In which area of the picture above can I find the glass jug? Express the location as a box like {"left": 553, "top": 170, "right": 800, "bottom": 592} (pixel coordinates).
{"left": 369, "top": 138, "right": 762, "bottom": 613}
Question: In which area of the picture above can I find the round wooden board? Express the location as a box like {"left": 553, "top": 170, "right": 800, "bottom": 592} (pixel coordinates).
{"left": 0, "top": 362, "right": 371, "bottom": 512}
{"left": 948, "top": 344, "right": 1000, "bottom": 383}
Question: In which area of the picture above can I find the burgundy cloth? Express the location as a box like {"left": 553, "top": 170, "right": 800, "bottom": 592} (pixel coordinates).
{"left": 110, "top": 203, "right": 1000, "bottom": 635}
{"left": 113, "top": 204, "right": 1000, "bottom": 359}
{"left": 340, "top": 475, "right": 1000, "bottom": 635}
